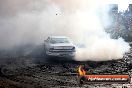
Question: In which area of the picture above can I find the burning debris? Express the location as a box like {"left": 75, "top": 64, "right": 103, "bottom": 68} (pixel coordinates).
{"left": 78, "top": 65, "right": 86, "bottom": 76}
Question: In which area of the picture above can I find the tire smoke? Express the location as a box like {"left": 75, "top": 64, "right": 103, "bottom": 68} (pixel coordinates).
{"left": 0, "top": 0, "right": 130, "bottom": 61}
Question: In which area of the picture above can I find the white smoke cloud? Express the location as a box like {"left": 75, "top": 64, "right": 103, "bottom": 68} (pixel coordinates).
{"left": 0, "top": 0, "right": 131, "bottom": 61}
{"left": 67, "top": 3, "right": 130, "bottom": 61}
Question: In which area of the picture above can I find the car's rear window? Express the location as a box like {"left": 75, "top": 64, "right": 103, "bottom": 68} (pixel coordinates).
{"left": 50, "top": 38, "right": 70, "bottom": 44}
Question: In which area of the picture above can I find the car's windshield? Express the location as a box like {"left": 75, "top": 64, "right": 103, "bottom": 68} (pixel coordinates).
{"left": 50, "top": 38, "right": 70, "bottom": 44}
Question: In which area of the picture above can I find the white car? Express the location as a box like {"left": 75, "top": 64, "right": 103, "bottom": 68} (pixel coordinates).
{"left": 44, "top": 36, "right": 76, "bottom": 57}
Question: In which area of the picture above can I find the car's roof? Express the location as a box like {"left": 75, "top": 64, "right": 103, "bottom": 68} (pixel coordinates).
{"left": 49, "top": 36, "right": 69, "bottom": 39}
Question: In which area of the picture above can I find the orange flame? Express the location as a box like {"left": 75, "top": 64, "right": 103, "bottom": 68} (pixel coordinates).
{"left": 78, "top": 65, "right": 86, "bottom": 76}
